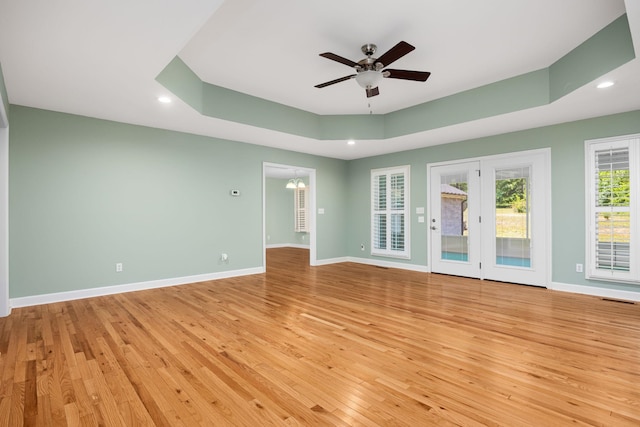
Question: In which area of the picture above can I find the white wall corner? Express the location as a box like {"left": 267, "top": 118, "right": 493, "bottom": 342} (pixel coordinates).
{"left": 0, "top": 126, "right": 8, "bottom": 317}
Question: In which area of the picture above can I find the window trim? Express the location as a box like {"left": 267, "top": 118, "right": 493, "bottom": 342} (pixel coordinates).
{"left": 371, "top": 165, "right": 410, "bottom": 259}
{"left": 585, "top": 134, "right": 640, "bottom": 283}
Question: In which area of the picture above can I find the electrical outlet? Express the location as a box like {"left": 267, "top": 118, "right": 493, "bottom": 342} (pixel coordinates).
{"left": 575, "top": 263, "right": 583, "bottom": 273}
{"left": 115, "top": 263, "right": 123, "bottom": 272}
{"left": 220, "top": 253, "right": 229, "bottom": 263}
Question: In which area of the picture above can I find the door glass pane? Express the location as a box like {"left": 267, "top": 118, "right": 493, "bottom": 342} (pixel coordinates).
{"left": 440, "top": 172, "right": 469, "bottom": 262}
{"left": 495, "top": 167, "right": 531, "bottom": 267}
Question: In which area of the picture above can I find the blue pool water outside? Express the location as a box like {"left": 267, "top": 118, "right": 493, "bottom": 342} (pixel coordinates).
{"left": 441, "top": 252, "right": 531, "bottom": 268}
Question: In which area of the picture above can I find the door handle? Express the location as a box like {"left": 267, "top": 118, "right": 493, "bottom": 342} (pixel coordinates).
{"left": 430, "top": 226, "right": 437, "bottom": 230}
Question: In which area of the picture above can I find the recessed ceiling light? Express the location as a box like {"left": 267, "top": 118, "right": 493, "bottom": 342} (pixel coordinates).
{"left": 158, "top": 96, "right": 172, "bottom": 103}
{"left": 596, "top": 81, "right": 615, "bottom": 89}
{"left": 347, "top": 140, "right": 355, "bottom": 145}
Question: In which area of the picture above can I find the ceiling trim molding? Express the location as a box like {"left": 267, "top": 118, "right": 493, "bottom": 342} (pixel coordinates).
{"left": 157, "top": 14, "right": 634, "bottom": 143}
{"left": 0, "top": 63, "right": 8, "bottom": 128}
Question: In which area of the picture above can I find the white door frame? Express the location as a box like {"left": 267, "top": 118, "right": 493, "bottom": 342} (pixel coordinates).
{"left": 427, "top": 148, "right": 551, "bottom": 287}
{"left": 262, "top": 162, "right": 317, "bottom": 267}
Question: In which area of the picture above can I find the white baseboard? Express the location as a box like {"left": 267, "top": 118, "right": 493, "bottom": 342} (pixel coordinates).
{"left": 13, "top": 263, "right": 637, "bottom": 312}
{"left": 314, "top": 256, "right": 350, "bottom": 266}
{"left": 346, "top": 256, "right": 431, "bottom": 273}
{"left": 10, "top": 267, "right": 265, "bottom": 309}
{"left": 549, "top": 282, "right": 640, "bottom": 302}
{"left": 266, "top": 244, "right": 310, "bottom": 249}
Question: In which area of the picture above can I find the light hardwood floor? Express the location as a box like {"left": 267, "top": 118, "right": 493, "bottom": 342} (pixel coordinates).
{"left": 1, "top": 247, "right": 639, "bottom": 426}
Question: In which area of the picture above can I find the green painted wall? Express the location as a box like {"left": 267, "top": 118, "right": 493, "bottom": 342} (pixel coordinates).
{"left": 8, "top": 106, "right": 347, "bottom": 298}
{"left": 265, "top": 177, "right": 308, "bottom": 246}
{"left": 347, "top": 109, "right": 640, "bottom": 292}
{"left": 384, "top": 69, "right": 550, "bottom": 138}
{"left": 8, "top": 104, "right": 640, "bottom": 299}
{"left": 549, "top": 14, "right": 635, "bottom": 101}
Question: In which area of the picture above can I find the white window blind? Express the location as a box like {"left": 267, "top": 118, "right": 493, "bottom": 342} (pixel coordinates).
{"left": 586, "top": 136, "right": 639, "bottom": 282}
{"left": 371, "top": 166, "right": 410, "bottom": 258}
{"left": 294, "top": 187, "right": 309, "bottom": 232}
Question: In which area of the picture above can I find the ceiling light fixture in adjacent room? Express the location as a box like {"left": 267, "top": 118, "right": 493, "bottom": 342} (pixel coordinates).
{"left": 286, "top": 172, "right": 306, "bottom": 189}
{"left": 286, "top": 179, "right": 297, "bottom": 189}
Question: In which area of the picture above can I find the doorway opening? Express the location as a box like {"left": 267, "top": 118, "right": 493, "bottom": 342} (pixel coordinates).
{"left": 263, "top": 163, "right": 317, "bottom": 269}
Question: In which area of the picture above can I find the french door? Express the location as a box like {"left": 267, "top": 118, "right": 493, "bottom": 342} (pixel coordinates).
{"left": 430, "top": 161, "right": 481, "bottom": 278}
{"left": 429, "top": 150, "right": 549, "bottom": 287}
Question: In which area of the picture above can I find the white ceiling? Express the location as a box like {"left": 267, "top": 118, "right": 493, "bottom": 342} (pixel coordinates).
{"left": 1, "top": 0, "right": 639, "bottom": 160}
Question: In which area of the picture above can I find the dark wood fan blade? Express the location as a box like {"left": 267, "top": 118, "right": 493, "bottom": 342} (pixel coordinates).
{"left": 375, "top": 41, "right": 415, "bottom": 67}
{"left": 366, "top": 87, "right": 380, "bottom": 98}
{"left": 319, "top": 52, "right": 360, "bottom": 68}
{"left": 384, "top": 69, "right": 431, "bottom": 82}
{"left": 315, "top": 74, "right": 356, "bottom": 88}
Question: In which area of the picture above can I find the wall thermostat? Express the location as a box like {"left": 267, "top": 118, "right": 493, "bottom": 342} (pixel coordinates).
{"left": 230, "top": 189, "right": 241, "bottom": 196}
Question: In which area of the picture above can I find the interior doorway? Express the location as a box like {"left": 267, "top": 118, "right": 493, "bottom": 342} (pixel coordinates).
{"left": 428, "top": 149, "right": 550, "bottom": 287}
{"left": 263, "top": 162, "right": 317, "bottom": 268}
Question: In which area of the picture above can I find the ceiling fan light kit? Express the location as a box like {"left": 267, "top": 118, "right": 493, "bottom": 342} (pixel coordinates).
{"left": 355, "top": 70, "right": 382, "bottom": 89}
{"left": 315, "top": 41, "right": 431, "bottom": 98}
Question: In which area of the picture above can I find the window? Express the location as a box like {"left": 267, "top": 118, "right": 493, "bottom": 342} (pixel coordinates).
{"left": 371, "top": 165, "right": 410, "bottom": 258}
{"left": 586, "top": 135, "right": 639, "bottom": 282}
{"left": 294, "top": 187, "right": 309, "bottom": 232}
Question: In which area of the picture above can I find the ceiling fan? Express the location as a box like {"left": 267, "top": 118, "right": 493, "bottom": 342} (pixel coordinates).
{"left": 315, "top": 41, "right": 431, "bottom": 98}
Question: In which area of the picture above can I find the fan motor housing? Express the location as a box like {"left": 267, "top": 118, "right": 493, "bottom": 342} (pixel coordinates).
{"left": 361, "top": 43, "right": 377, "bottom": 56}
{"left": 359, "top": 44, "right": 381, "bottom": 70}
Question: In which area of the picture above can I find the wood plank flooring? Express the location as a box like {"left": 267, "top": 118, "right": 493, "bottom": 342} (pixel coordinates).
{"left": 1, "top": 247, "right": 639, "bottom": 426}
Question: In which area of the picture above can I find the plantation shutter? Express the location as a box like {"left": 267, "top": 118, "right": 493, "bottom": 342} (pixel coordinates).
{"left": 390, "top": 172, "right": 406, "bottom": 252}
{"left": 593, "top": 147, "right": 630, "bottom": 272}
{"left": 373, "top": 174, "right": 387, "bottom": 251}
{"left": 294, "top": 187, "right": 308, "bottom": 232}
{"left": 371, "top": 166, "right": 410, "bottom": 258}
{"left": 586, "top": 135, "right": 639, "bottom": 282}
